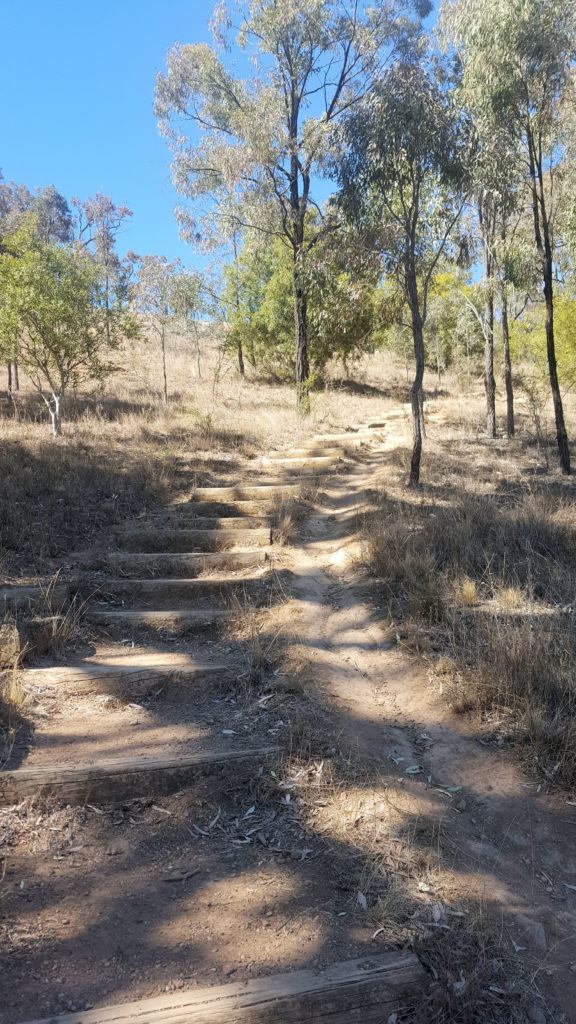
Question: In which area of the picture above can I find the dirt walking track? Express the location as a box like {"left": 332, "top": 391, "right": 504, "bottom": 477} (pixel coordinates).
{"left": 2, "top": 411, "right": 576, "bottom": 1023}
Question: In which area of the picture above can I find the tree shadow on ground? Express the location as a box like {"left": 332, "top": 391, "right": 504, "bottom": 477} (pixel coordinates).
{"left": 0, "top": 442, "right": 572, "bottom": 1023}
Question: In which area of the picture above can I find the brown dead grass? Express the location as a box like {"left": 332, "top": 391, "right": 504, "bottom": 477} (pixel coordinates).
{"left": 361, "top": 395, "right": 576, "bottom": 790}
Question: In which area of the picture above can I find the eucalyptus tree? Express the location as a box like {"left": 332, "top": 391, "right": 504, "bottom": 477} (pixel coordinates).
{"left": 335, "top": 59, "right": 470, "bottom": 486}
{"left": 441, "top": 0, "right": 576, "bottom": 473}
{"left": 155, "top": 0, "right": 431, "bottom": 410}
{"left": 133, "top": 254, "right": 184, "bottom": 402}
{"left": 171, "top": 268, "right": 211, "bottom": 379}
{"left": 73, "top": 194, "right": 133, "bottom": 341}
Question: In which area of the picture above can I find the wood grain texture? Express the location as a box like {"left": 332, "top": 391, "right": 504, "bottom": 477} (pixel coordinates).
{"left": 22, "top": 952, "right": 427, "bottom": 1023}
{"left": 0, "top": 746, "right": 280, "bottom": 806}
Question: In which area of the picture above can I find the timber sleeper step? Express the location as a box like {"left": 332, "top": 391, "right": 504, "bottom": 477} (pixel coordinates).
{"left": 85, "top": 575, "right": 275, "bottom": 608}
{"left": 121, "top": 515, "right": 272, "bottom": 530}
{"left": 258, "top": 456, "right": 339, "bottom": 471}
{"left": 154, "top": 500, "right": 282, "bottom": 518}
{"left": 0, "top": 746, "right": 280, "bottom": 806}
{"left": 266, "top": 446, "right": 349, "bottom": 459}
{"left": 20, "top": 659, "right": 231, "bottom": 696}
{"left": 21, "top": 951, "right": 426, "bottom": 1024}
{"left": 86, "top": 609, "right": 233, "bottom": 635}
{"left": 106, "top": 549, "right": 268, "bottom": 577}
{"left": 116, "top": 526, "right": 272, "bottom": 552}
{"left": 190, "top": 483, "right": 301, "bottom": 502}
{"left": 0, "top": 584, "right": 70, "bottom": 613}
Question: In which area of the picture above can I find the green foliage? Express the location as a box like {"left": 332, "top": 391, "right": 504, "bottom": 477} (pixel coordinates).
{"left": 223, "top": 231, "right": 383, "bottom": 379}
{"left": 0, "top": 228, "right": 135, "bottom": 434}
{"left": 510, "top": 295, "right": 576, "bottom": 390}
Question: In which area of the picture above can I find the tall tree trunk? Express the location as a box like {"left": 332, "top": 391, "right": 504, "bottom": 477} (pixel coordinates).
{"left": 161, "top": 328, "right": 168, "bottom": 403}
{"left": 7, "top": 361, "right": 12, "bottom": 395}
{"left": 528, "top": 135, "right": 570, "bottom": 474}
{"left": 418, "top": 388, "right": 426, "bottom": 440}
{"left": 408, "top": 284, "right": 426, "bottom": 488}
{"left": 293, "top": 252, "right": 310, "bottom": 413}
{"left": 543, "top": 255, "right": 570, "bottom": 473}
{"left": 479, "top": 198, "right": 496, "bottom": 437}
{"left": 237, "top": 338, "right": 245, "bottom": 377}
{"left": 501, "top": 289, "right": 514, "bottom": 438}
{"left": 232, "top": 232, "right": 245, "bottom": 378}
{"left": 484, "top": 287, "right": 496, "bottom": 437}
{"left": 193, "top": 323, "right": 202, "bottom": 379}
{"left": 14, "top": 361, "right": 19, "bottom": 391}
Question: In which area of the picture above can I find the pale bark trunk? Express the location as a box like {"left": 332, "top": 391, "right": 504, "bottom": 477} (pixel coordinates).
{"left": 161, "top": 328, "right": 168, "bottom": 403}
{"left": 501, "top": 290, "right": 514, "bottom": 438}
{"left": 193, "top": 323, "right": 202, "bottom": 379}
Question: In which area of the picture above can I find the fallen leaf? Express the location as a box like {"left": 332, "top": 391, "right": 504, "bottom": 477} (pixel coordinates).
{"left": 357, "top": 891, "right": 368, "bottom": 911}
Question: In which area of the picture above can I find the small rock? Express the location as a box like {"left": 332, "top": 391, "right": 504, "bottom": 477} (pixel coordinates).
{"left": 455, "top": 798, "right": 467, "bottom": 812}
{"left": 527, "top": 1006, "right": 546, "bottom": 1024}
{"left": 514, "top": 914, "right": 547, "bottom": 953}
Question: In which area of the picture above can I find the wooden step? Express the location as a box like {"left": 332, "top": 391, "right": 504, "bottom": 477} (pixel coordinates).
{"left": 311, "top": 431, "right": 381, "bottom": 444}
{"left": 191, "top": 483, "right": 300, "bottom": 502}
{"left": 117, "top": 526, "right": 272, "bottom": 552}
{"left": 121, "top": 515, "right": 272, "bottom": 531}
{"left": 22, "top": 951, "right": 427, "bottom": 1024}
{"left": 266, "top": 447, "right": 347, "bottom": 459}
{"left": 0, "top": 746, "right": 280, "bottom": 806}
{"left": 86, "top": 575, "right": 274, "bottom": 608}
{"left": 259, "top": 455, "right": 339, "bottom": 471}
{"left": 157, "top": 500, "right": 280, "bottom": 518}
{"left": 87, "top": 602, "right": 230, "bottom": 634}
{"left": 20, "top": 659, "right": 230, "bottom": 696}
{"left": 87, "top": 609, "right": 232, "bottom": 634}
{"left": 106, "top": 549, "right": 268, "bottom": 577}
{"left": 0, "top": 583, "right": 69, "bottom": 613}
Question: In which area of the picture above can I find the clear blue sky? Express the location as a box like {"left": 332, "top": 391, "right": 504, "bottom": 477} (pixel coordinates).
{"left": 1, "top": 1, "right": 437, "bottom": 269}
{"left": 1, "top": 0, "right": 217, "bottom": 266}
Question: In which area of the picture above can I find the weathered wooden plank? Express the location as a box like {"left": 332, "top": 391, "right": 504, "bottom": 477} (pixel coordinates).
{"left": 311, "top": 431, "right": 378, "bottom": 444}
{"left": 266, "top": 447, "right": 346, "bottom": 459}
{"left": 0, "top": 584, "right": 69, "bottom": 612}
{"left": 191, "top": 484, "right": 300, "bottom": 502}
{"left": 158, "top": 501, "right": 279, "bottom": 518}
{"left": 0, "top": 746, "right": 280, "bottom": 807}
{"left": 22, "top": 952, "right": 426, "bottom": 1024}
{"left": 116, "top": 528, "right": 272, "bottom": 553}
{"left": 86, "top": 609, "right": 232, "bottom": 634}
{"left": 119, "top": 516, "right": 272, "bottom": 532}
{"left": 21, "top": 660, "right": 230, "bottom": 696}
{"left": 258, "top": 457, "right": 338, "bottom": 473}
{"left": 86, "top": 575, "right": 273, "bottom": 608}
{"left": 106, "top": 550, "right": 267, "bottom": 577}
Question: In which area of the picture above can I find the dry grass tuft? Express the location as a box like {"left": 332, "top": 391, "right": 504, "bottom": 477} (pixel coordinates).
{"left": 362, "top": 431, "right": 576, "bottom": 789}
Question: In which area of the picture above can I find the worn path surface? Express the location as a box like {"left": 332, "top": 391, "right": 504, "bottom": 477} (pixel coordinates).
{"left": 1, "top": 411, "right": 576, "bottom": 1022}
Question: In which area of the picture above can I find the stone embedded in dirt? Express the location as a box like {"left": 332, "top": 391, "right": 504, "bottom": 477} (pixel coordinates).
{"left": 527, "top": 1006, "right": 546, "bottom": 1024}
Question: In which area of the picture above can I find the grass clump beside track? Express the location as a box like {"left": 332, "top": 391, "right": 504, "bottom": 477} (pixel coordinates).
{"left": 362, "top": 436, "right": 576, "bottom": 789}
